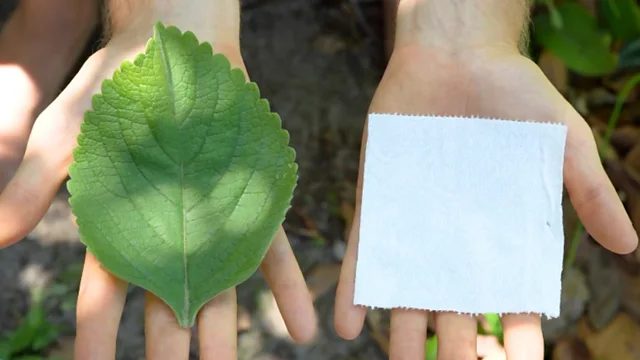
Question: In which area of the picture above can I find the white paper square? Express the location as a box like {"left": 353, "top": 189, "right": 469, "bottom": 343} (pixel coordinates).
{"left": 354, "top": 114, "right": 568, "bottom": 317}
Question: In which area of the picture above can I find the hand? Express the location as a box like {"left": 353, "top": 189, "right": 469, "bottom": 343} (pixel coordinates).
{"left": 334, "top": 45, "right": 638, "bottom": 359}
{"left": 77, "top": 228, "right": 316, "bottom": 359}
{"left": 0, "top": 0, "right": 97, "bottom": 222}
{"left": 0, "top": 26, "right": 317, "bottom": 358}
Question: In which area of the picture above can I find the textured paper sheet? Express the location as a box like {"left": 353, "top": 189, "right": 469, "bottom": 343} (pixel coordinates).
{"left": 354, "top": 114, "right": 568, "bottom": 317}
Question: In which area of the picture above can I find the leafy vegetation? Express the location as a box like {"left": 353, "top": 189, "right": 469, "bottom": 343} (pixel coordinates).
{"left": 0, "top": 290, "right": 64, "bottom": 360}
{"left": 532, "top": 0, "right": 640, "bottom": 75}
{"left": 534, "top": 1, "right": 618, "bottom": 75}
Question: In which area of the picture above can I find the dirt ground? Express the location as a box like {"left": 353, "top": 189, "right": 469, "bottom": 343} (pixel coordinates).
{"left": 0, "top": 0, "right": 388, "bottom": 359}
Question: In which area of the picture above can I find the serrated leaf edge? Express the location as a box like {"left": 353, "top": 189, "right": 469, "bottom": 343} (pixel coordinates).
{"left": 67, "top": 21, "right": 298, "bottom": 327}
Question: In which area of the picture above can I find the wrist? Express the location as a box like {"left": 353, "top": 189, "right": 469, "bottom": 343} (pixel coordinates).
{"left": 393, "top": 0, "right": 529, "bottom": 56}
{"left": 106, "top": 0, "right": 241, "bottom": 58}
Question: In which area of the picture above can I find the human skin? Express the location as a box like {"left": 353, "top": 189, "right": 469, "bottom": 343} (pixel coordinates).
{"left": 0, "top": 0, "right": 98, "bottom": 188}
{"left": 0, "top": 0, "right": 317, "bottom": 358}
{"left": 335, "top": 0, "right": 639, "bottom": 359}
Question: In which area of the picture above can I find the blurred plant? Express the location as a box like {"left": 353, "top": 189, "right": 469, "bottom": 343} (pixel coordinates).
{"left": 478, "top": 313, "right": 504, "bottom": 345}
{"left": 43, "top": 262, "right": 83, "bottom": 314}
{"left": 423, "top": 313, "right": 504, "bottom": 360}
{"left": 0, "top": 289, "right": 64, "bottom": 360}
{"left": 425, "top": 335, "right": 438, "bottom": 360}
{"left": 532, "top": 0, "right": 640, "bottom": 76}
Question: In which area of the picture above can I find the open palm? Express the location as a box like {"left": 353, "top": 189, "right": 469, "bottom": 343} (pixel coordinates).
{"left": 335, "top": 46, "right": 638, "bottom": 359}
{"left": 0, "top": 35, "right": 316, "bottom": 359}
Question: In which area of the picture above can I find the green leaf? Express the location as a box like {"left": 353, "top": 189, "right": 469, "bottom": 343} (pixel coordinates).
{"left": 618, "top": 37, "right": 640, "bottom": 69}
{"left": 0, "top": 340, "right": 11, "bottom": 358}
{"left": 425, "top": 336, "right": 438, "bottom": 360}
{"left": 9, "top": 297, "right": 46, "bottom": 354}
{"left": 534, "top": 1, "right": 618, "bottom": 76}
{"left": 483, "top": 313, "right": 504, "bottom": 344}
{"left": 31, "top": 324, "right": 61, "bottom": 351}
{"left": 67, "top": 22, "right": 297, "bottom": 328}
{"left": 600, "top": 0, "right": 640, "bottom": 41}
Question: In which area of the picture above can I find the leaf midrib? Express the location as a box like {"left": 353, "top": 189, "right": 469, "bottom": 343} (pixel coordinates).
{"left": 156, "top": 29, "right": 190, "bottom": 321}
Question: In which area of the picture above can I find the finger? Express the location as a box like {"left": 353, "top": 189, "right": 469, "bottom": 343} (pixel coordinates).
{"left": 0, "top": 68, "right": 35, "bottom": 187}
{"left": 75, "top": 251, "right": 128, "bottom": 360}
{"left": 501, "top": 314, "right": 543, "bottom": 360}
{"left": 335, "top": 132, "right": 368, "bottom": 340}
{"left": 260, "top": 226, "right": 317, "bottom": 343}
{"left": 564, "top": 110, "right": 638, "bottom": 254}
{"left": 484, "top": 353, "right": 507, "bottom": 360}
{"left": 0, "top": 62, "right": 46, "bottom": 186}
{"left": 388, "top": 308, "right": 428, "bottom": 359}
{"left": 198, "top": 288, "right": 237, "bottom": 360}
{"left": 0, "top": 150, "right": 68, "bottom": 247}
{"left": 435, "top": 312, "right": 477, "bottom": 359}
{"left": 145, "top": 292, "right": 191, "bottom": 360}
{"left": 334, "top": 213, "right": 368, "bottom": 339}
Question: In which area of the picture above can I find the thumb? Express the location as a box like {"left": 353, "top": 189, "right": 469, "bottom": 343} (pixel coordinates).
{"left": 563, "top": 106, "right": 638, "bottom": 254}
{"left": 0, "top": 51, "right": 109, "bottom": 248}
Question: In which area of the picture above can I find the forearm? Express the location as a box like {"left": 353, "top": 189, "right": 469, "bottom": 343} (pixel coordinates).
{"left": 394, "top": 0, "right": 530, "bottom": 54}
{"left": 105, "top": 0, "right": 240, "bottom": 52}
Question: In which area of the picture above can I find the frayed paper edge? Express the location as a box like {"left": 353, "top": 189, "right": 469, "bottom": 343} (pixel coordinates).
{"left": 353, "top": 303, "right": 559, "bottom": 320}
{"left": 368, "top": 113, "right": 568, "bottom": 128}
{"left": 359, "top": 112, "right": 564, "bottom": 322}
